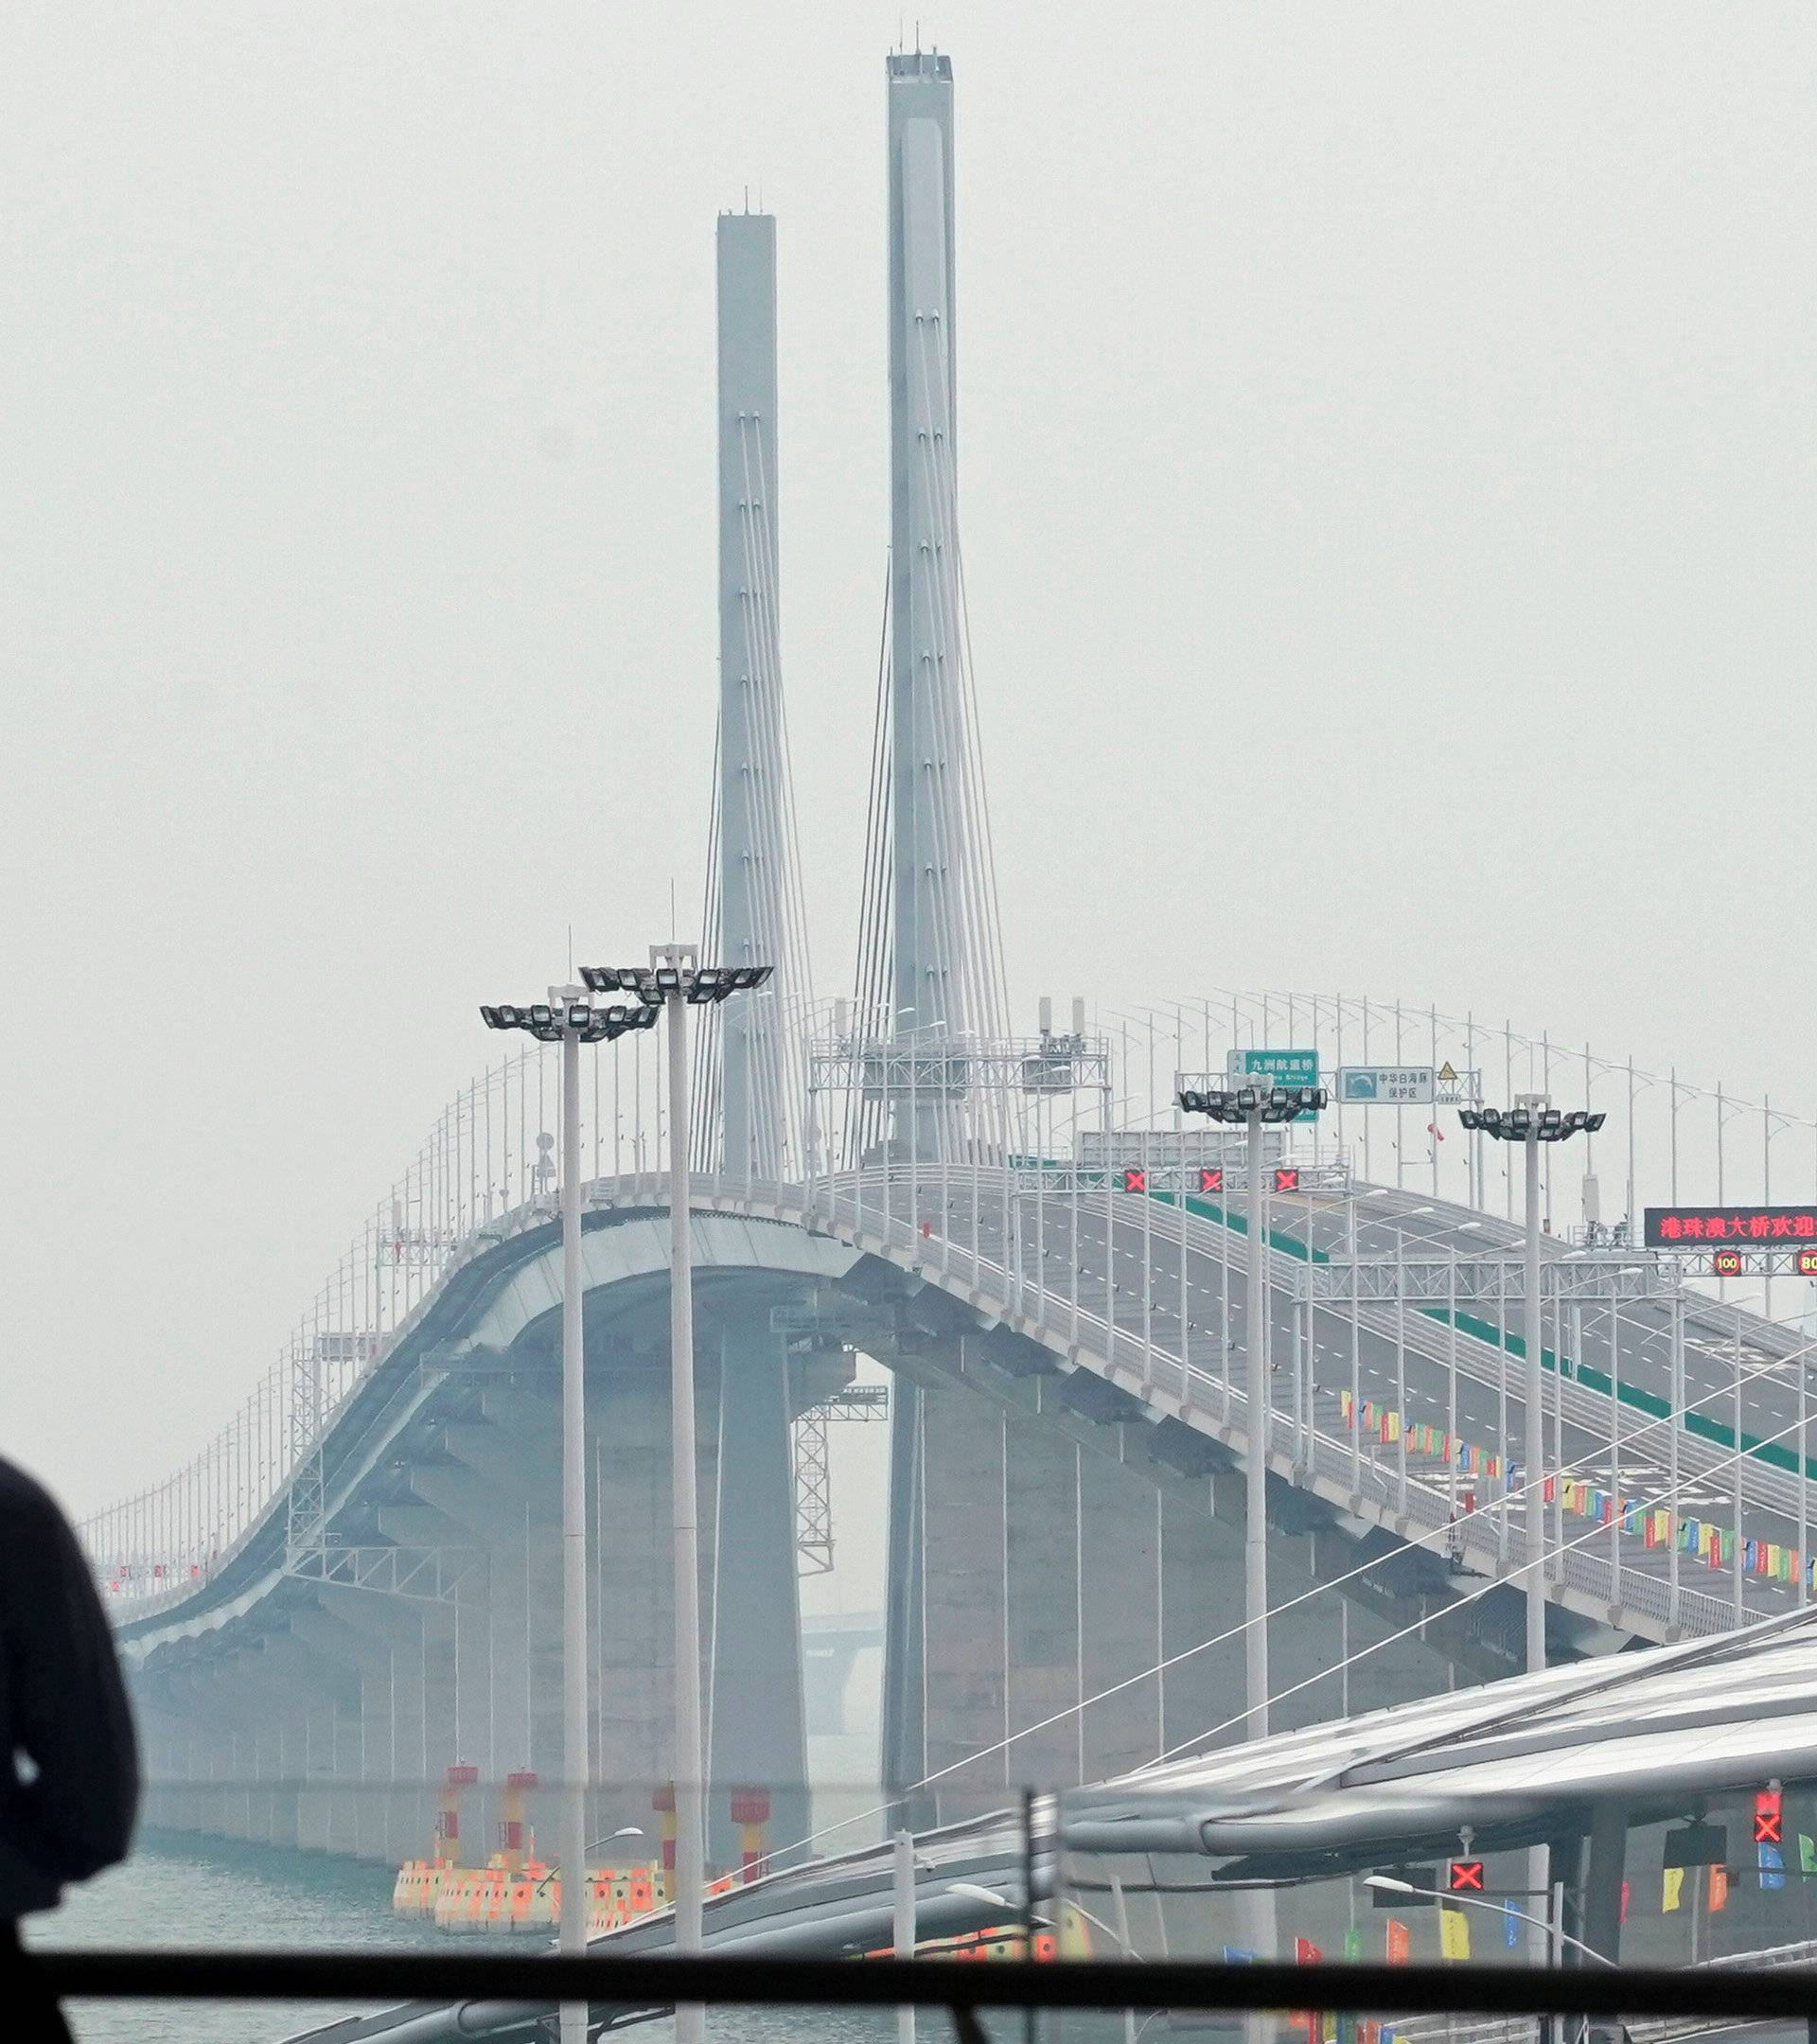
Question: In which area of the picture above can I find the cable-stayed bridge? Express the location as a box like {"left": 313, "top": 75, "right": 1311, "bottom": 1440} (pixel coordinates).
{"left": 80, "top": 49, "right": 1817, "bottom": 1877}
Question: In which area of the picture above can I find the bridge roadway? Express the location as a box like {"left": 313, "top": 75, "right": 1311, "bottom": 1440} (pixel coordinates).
{"left": 997, "top": 1174, "right": 1812, "bottom": 1630}
{"left": 113, "top": 1162, "right": 1809, "bottom": 1863}
{"left": 115, "top": 1164, "right": 1806, "bottom": 1665}
{"left": 850, "top": 1164, "right": 1806, "bottom": 1633}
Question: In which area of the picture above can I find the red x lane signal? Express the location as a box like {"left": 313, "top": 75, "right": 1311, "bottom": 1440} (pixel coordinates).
{"left": 1755, "top": 1788, "right": 1783, "bottom": 1845}
{"left": 1122, "top": 1168, "right": 1147, "bottom": 1194}
{"left": 1199, "top": 1167, "right": 1225, "bottom": 1194}
{"left": 1275, "top": 1168, "right": 1300, "bottom": 1193}
{"left": 1448, "top": 1859, "right": 1486, "bottom": 1894}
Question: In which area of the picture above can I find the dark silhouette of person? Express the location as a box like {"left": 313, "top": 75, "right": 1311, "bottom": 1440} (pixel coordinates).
{"left": 0, "top": 1455, "right": 140, "bottom": 2041}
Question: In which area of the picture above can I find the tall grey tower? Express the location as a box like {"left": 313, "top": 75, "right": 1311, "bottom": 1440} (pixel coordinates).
{"left": 886, "top": 51, "right": 1007, "bottom": 1061}
{"left": 880, "top": 48, "right": 1010, "bottom": 1806}
{"left": 714, "top": 209, "right": 808, "bottom": 1180}
{"left": 704, "top": 209, "right": 811, "bottom": 1862}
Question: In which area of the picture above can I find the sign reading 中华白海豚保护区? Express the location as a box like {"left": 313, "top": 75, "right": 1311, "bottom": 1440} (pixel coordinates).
{"left": 1644, "top": 1207, "right": 1817, "bottom": 1250}
{"left": 1338, "top": 1066, "right": 1434, "bottom": 1105}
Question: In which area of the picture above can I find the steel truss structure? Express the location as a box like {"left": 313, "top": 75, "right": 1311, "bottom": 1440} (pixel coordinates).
{"left": 282, "top": 1543, "right": 483, "bottom": 1604}
{"left": 790, "top": 1385, "right": 890, "bottom": 1576}
{"left": 1309, "top": 1255, "right": 1677, "bottom": 1308}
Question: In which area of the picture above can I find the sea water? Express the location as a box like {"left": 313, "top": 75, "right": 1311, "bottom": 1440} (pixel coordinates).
{"left": 27, "top": 1833, "right": 901, "bottom": 2044}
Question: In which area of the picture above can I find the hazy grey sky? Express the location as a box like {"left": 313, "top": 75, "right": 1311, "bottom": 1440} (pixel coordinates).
{"left": 5, "top": 5, "right": 1813, "bottom": 1516}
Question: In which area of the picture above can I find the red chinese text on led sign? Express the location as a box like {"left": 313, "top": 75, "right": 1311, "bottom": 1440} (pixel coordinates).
{"left": 1645, "top": 1207, "right": 1817, "bottom": 1248}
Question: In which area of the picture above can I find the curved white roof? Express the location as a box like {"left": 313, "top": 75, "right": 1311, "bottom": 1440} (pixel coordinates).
{"left": 1068, "top": 1605, "right": 1817, "bottom": 1862}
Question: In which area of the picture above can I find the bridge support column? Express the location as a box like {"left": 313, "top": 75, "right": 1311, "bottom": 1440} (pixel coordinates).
{"left": 289, "top": 1600, "right": 422, "bottom": 1863}
{"left": 882, "top": 1383, "right": 927, "bottom": 1815}
{"left": 1078, "top": 1451, "right": 1162, "bottom": 1783}
{"left": 1159, "top": 1489, "right": 1238, "bottom": 1760}
{"left": 918, "top": 1382, "right": 1010, "bottom": 1819}
{"left": 1004, "top": 1414, "right": 1084, "bottom": 1791}
{"left": 410, "top": 1447, "right": 551, "bottom": 1807}
{"left": 707, "top": 1325, "right": 807, "bottom": 1865}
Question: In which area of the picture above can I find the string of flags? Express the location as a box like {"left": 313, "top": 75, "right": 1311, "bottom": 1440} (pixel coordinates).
{"left": 98, "top": 1558, "right": 214, "bottom": 1595}
{"left": 1334, "top": 1391, "right": 1817, "bottom": 1588}
{"left": 1222, "top": 1834, "right": 1812, "bottom": 2044}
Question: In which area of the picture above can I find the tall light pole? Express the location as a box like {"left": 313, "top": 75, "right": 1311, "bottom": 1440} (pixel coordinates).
{"left": 1457, "top": 1096, "right": 1602, "bottom": 1982}
{"left": 480, "top": 993, "right": 659, "bottom": 2044}
{"left": 1457, "top": 1099, "right": 1604, "bottom": 1674}
{"left": 1179, "top": 1083, "right": 1326, "bottom": 1743}
{"left": 582, "top": 952, "right": 770, "bottom": 2044}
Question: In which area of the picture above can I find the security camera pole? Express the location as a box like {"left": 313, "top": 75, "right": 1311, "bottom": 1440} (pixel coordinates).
{"left": 480, "top": 991, "right": 660, "bottom": 2044}
{"left": 580, "top": 951, "right": 771, "bottom": 2044}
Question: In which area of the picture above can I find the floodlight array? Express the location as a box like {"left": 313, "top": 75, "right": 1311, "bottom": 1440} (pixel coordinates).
{"left": 479, "top": 1001, "right": 661, "bottom": 1046}
{"left": 1177, "top": 1084, "right": 1329, "bottom": 1125}
{"left": 580, "top": 963, "right": 772, "bottom": 1005}
{"left": 1458, "top": 1104, "right": 1606, "bottom": 1143}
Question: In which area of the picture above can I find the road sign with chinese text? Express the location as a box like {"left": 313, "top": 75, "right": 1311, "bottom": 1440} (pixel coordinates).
{"left": 1338, "top": 1066, "right": 1434, "bottom": 1105}
{"left": 1646, "top": 1207, "right": 1817, "bottom": 1249}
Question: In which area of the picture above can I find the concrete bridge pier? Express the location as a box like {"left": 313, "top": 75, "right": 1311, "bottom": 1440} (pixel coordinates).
{"left": 887, "top": 1329, "right": 1505, "bottom": 1823}
{"left": 288, "top": 1597, "right": 426, "bottom": 1863}
{"left": 707, "top": 1322, "right": 810, "bottom": 1865}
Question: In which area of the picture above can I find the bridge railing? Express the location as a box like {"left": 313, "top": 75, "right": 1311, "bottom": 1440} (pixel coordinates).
{"left": 1104, "top": 992, "right": 1817, "bottom": 1330}
{"left": 85, "top": 990, "right": 1817, "bottom": 1627}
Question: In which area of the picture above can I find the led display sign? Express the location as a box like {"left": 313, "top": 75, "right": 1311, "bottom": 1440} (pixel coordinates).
{"left": 1645, "top": 1207, "right": 1817, "bottom": 1249}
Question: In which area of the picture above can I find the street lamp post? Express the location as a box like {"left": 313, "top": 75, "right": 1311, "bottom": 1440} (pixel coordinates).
{"left": 1456, "top": 1099, "right": 1604, "bottom": 1675}
{"left": 480, "top": 992, "right": 659, "bottom": 2044}
{"left": 581, "top": 952, "right": 770, "bottom": 2044}
{"left": 1178, "top": 1081, "right": 1325, "bottom": 1999}
{"left": 1456, "top": 1097, "right": 1602, "bottom": 1982}
{"left": 1178, "top": 1084, "right": 1327, "bottom": 1743}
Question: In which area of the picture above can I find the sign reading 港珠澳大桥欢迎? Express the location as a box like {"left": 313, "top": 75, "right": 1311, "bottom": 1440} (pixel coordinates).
{"left": 1645, "top": 1207, "right": 1817, "bottom": 1251}
{"left": 1338, "top": 1066, "right": 1433, "bottom": 1105}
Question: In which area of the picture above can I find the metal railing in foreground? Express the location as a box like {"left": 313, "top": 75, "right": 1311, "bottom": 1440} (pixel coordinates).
{"left": 30, "top": 1949, "right": 1817, "bottom": 2034}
